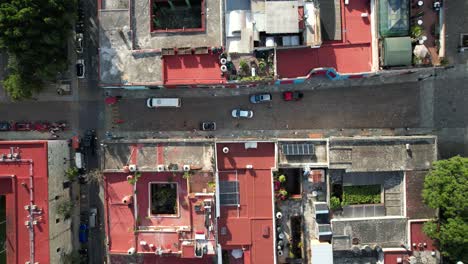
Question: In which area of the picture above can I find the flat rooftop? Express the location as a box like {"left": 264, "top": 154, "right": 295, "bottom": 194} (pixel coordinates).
{"left": 103, "top": 141, "right": 215, "bottom": 172}
{"left": 216, "top": 142, "right": 276, "bottom": 264}
{"left": 105, "top": 171, "right": 216, "bottom": 259}
{"left": 328, "top": 136, "right": 437, "bottom": 172}
{"left": 0, "top": 141, "right": 50, "bottom": 264}
{"left": 276, "top": 0, "right": 372, "bottom": 78}
{"left": 98, "top": 0, "right": 222, "bottom": 85}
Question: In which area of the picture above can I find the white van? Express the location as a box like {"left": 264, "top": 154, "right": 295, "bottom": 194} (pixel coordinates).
{"left": 146, "top": 98, "right": 181, "bottom": 108}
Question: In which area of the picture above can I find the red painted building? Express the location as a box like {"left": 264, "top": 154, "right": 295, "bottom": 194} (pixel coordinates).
{"left": 0, "top": 140, "right": 73, "bottom": 264}
{"left": 216, "top": 142, "right": 276, "bottom": 264}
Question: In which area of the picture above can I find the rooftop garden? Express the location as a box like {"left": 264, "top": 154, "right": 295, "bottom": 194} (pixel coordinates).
{"left": 150, "top": 183, "right": 178, "bottom": 215}
{"left": 342, "top": 185, "right": 382, "bottom": 206}
{"left": 152, "top": 0, "right": 203, "bottom": 31}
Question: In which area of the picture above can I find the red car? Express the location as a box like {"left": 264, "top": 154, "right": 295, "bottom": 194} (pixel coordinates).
{"left": 12, "top": 122, "right": 33, "bottom": 131}
{"left": 33, "top": 122, "right": 50, "bottom": 132}
{"left": 283, "top": 91, "right": 304, "bottom": 101}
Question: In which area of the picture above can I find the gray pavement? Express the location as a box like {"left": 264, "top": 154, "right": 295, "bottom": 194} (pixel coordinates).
{"left": 113, "top": 83, "right": 421, "bottom": 131}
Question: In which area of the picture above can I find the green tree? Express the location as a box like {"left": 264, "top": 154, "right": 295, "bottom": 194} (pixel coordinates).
{"left": 0, "top": 0, "right": 76, "bottom": 100}
{"left": 422, "top": 156, "right": 468, "bottom": 262}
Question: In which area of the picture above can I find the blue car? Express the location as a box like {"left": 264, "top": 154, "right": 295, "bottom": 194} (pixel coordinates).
{"left": 79, "top": 223, "right": 88, "bottom": 243}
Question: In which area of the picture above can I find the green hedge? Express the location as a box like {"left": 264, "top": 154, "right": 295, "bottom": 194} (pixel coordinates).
{"left": 342, "top": 185, "right": 381, "bottom": 205}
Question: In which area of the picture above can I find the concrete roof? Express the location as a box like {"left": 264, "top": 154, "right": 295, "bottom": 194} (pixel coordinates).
{"left": 265, "top": 1, "right": 299, "bottom": 34}
{"left": 332, "top": 218, "right": 407, "bottom": 250}
{"left": 278, "top": 140, "right": 328, "bottom": 167}
{"left": 98, "top": 0, "right": 222, "bottom": 85}
{"left": 329, "top": 136, "right": 437, "bottom": 172}
{"left": 102, "top": 141, "right": 215, "bottom": 172}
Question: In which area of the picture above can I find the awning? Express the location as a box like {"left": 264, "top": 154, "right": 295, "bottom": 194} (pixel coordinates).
{"left": 383, "top": 37, "right": 412, "bottom": 66}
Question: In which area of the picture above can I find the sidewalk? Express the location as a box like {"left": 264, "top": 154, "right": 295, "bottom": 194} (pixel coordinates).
{"left": 104, "top": 66, "right": 445, "bottom": 99}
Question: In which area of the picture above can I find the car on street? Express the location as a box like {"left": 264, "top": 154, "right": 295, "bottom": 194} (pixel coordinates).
{"left": 249, "top": 93, "right": 272, "bottom": 104}
{"left": 76, "top": 59, "right": 85, "bottom": 78}
{"left": 146, "top": 98, "right": 181, "bottom": 108}
{"left": 283, "top": 91, "right": 304, "bottom": 101}
{"left": 79, "top": 223, "right": 88, "bottom": 243}
{"left": 12, "top": 122, "right": 32, "bottom": 131}
{"left": 33, "top": 122, "right": 50, "bottom": 132}
{"left": 0, "top": 121, "right": 11, "bottom": 131}
{"left": 89, "top": 207, "right": 97, "bottom": 228}
{"left": 200, "top": 122, "right": 216, "bottom": 131}
{"left": 231, "top": 109, "right": 253, "bottom": 118}
{"left": 75, "top": 33, "right": 84, "bottom": 53}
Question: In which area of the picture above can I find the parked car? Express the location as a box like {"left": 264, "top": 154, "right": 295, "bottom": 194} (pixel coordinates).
{"left": 200, "top": 122, "right": 216, "bottom": 131}
{"left": 0, "top": 121, "right": 11, "bottom": 131}
{"left": 76, "top": 59, "right": 85, "bottom": 78}
{"left": 249, "top": 93, "right": 272, "bottom": 103}
{"left": 89, "top": 207, "right": 97, "bottom": 228}
{"left": 75, "top": 22, "right": 84, "bottom": 33}
{"left": 33, "top": 122, "right": 50, "bottom": 132}
{"left": 231, "top": 109, "right": 253, "bottom": 118}
{"left": 75, "top": 33, "right": 84, "bottom": 53}
{"left": 283, "top": 91, "right": 304, "bottom": 101}
{"left": 77, "top": 7, "right": 85, "bottom": 22}
{"left": 12, "top": 122, "right": 32, "bottom": 131}
{"left": 79, "top": 223, "right": 88, "bottom": 243}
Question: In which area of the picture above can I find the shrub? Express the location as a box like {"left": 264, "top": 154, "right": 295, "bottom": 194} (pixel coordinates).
{"left": 127, "top": 171, "right": 141, "bottom": 185}
{"left": 57, "top": 200, "right": 74, "bottom": 219}
{"left": 239, "top": 59, "right": 250, "bottom": 75}
{"left": 65, "top": 167, "right": 79, "bottom": 181}
{"left": 342, "top": 185, "right": 381, "bottom": 206}
{"left": 278, "top": 175, "right": 286, "bottom": 183}
{"left": 411, "top": 25, "right": 424, "bottom": 39}
{"left": 330, "top": 196, "right": 342, "bottom": 210}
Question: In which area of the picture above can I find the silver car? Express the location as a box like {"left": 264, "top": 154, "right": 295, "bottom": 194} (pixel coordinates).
{"left": 250, "top": 93, "right": 272, "bottom": 103}
{"left": 231, "top": 109, "right": 253, "bottom": 118}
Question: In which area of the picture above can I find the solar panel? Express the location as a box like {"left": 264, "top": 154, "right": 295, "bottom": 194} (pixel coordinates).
{"left": 219, "top": 181, "right": 239, "bottom": 206}
{"left": 282, "top": 143, "right": 315, "bottom": 155}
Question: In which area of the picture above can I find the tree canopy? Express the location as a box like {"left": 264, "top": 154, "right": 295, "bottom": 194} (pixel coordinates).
{"left": 422, "top": 156, "right": 468, "bottom": 263}
{"left": 0, "top": 0, "right": 76, "bottom": 100}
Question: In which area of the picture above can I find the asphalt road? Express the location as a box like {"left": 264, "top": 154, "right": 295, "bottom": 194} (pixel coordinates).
{"left": 116, "top": 84, "right": 421, "bottom": 131}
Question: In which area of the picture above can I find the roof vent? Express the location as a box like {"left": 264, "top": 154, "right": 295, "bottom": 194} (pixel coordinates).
{"left": 128, "top": 164, "right": 137, "bottom": 172}
{"left": 183, "top": 165, "right": 190, "bottom": 171}
{"left": 157, "top": 164, "right": 165, "bottom": 172}
{"left": 222, "top": 147, "right": 229, "bottom": 153}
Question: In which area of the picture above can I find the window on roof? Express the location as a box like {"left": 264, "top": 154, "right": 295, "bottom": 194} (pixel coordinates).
{"left": 150, "top": 183, "right": 178, "bottom": 215}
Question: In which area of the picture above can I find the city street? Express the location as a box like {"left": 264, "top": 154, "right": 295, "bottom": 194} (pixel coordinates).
{"left": 115, "top": 84, "right": 421, "bottom": 131}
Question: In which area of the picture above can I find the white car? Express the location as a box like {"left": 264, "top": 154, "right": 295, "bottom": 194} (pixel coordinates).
{"left": 76, "top": 59, "right": 85, "bottom": 78}
{"left": 231, "top": 108, "right": 253, "bottom": 118}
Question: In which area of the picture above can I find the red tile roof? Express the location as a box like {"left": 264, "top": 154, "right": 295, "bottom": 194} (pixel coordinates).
{"left": 0, "top": 141, "right": 50, "bottom": 264}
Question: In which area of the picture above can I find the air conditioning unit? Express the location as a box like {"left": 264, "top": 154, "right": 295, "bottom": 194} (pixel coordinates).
{"left": 128, "top": 164, "right": 137, "bottom": 172}
{"left": 24, "top": 205, "right": 30, "bottom": 210}
{"left": 24, "top": 221, "right": 30, "bottom": 226}
{"left": 31, "top": 205, "right": 37, "bottom": 210}
{"left": 183, "top": 165, "right": 190, "bottom": 171}
{"left": 157, "top": 165, "right": 165, "bottom": 172}
{"left": 32, "top": 220, "right": 37, "bottom": 225}
{"left": 246, "top": 164, "right": 253, "bottom": 169}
